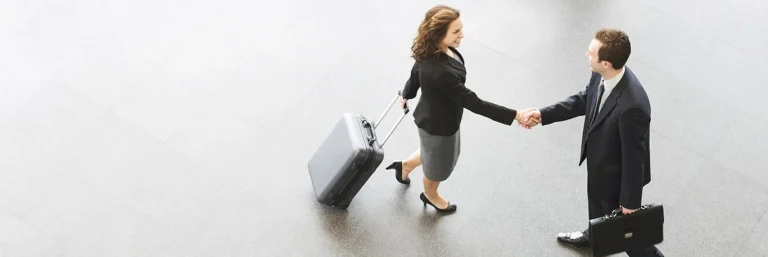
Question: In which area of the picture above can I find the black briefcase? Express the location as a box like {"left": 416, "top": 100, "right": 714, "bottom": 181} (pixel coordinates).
{"left": 588, "top": 203, "right": 664, "bottom": 257}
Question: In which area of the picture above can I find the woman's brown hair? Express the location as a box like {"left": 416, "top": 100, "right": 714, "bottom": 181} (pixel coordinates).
{"left": 411, "top": 5, "right": 460, "bottom": 62}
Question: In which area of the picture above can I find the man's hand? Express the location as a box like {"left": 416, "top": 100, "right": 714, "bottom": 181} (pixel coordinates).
{"left": 516, "top": 108, "right": 542, "bottom": 129}
{"left": 400, "top": 98, "right": 408, "bottom": 109}
{"left": 621, "top": 206, "right": 637, "bottom": 215}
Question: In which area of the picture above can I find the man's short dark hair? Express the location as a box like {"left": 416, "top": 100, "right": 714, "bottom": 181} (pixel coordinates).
{"left": 595, "top": 28, "right": 631, "bottom": 69}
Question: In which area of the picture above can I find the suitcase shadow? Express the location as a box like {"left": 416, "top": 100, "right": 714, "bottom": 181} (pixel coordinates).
{"left": 314, "top": 203, "right": 381, "bottom": 253}
{"left": 315, "top": 204, "right": 359, "bottom": 240}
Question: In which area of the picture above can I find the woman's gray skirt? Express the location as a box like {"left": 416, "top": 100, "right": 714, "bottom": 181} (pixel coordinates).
{"left": 418, "top": 127, "right": 461, "bottom": 182}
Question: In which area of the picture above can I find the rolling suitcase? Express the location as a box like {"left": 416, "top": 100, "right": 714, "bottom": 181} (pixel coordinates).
{"left": 308, "top": 90, "right": 410, "bottom": 209}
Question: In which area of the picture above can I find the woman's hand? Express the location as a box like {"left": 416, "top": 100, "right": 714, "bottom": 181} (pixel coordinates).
{"left": 516, "top": 108, "right": 541, "bottom": 129}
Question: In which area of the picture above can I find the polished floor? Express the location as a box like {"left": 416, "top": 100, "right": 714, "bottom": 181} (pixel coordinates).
{"left": 1, "top": 0, "right": 767, "bottom": 256}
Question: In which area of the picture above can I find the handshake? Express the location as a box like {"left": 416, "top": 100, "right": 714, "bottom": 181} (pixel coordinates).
{"left": 515, "top": 108, "right": 541, "bottom": 129}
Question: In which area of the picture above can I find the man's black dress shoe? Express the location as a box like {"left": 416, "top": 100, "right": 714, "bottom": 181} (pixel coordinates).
{"left": 556, "top": 230, "right": 589, "bottom": 247}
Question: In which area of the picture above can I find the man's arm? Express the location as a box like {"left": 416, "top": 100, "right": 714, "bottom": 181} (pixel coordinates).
{"left": 402, "top": 61, "right": 421, "bottom": 99}
{"left": 538, "top": 84, "right": 589, "bottom": 125}
{"left": 618, "top": 106, "right": 651, "bottom": 209}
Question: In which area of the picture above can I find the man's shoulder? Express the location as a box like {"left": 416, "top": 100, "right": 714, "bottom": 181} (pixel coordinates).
{"left": 618, "top": 67, "right": 651, "bottom": 109}
{"left": 619, "top": 67, "right": 645, "bottom": 93}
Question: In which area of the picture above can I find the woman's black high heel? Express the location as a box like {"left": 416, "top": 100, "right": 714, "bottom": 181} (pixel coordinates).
{"left": 385, "top": 161, "right": 410, "bottom": 184}
{"left": 420, "top": 193, "right": 457, "bottom": 213}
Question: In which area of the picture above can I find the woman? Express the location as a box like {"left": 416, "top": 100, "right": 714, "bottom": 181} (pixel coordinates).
{"left": 385, "top": 5, "right": 535, "bottom": 213}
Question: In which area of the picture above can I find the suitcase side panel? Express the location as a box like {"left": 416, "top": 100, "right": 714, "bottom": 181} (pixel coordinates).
{"left": 307, "top": 113, "right": 381, "bottom": 206}
{"left": 307, "top": 113, "right": 364, "bottom": 203}
{"left": 331, "top": 140, "right": 384, "bottom": 208}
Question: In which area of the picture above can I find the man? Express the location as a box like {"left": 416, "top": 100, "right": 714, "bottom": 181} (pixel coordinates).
{"left": 522, "top": 28, "right": 663, "bottom": 257}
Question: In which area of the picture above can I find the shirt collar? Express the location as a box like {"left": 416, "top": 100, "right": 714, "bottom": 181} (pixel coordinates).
{"left": 601, "top": 67, "right": 625, "bottom": 92}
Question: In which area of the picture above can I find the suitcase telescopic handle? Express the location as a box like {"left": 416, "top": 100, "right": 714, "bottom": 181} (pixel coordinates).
{"left": 373, "top": 90, "right": 410, "bottom": 148}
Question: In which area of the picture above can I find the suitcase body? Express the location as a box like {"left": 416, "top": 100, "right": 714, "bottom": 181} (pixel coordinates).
{"left": 308, "top": 91, "right": 409, "bottom": 209}
{"left": 588, "top": 203, "right": 664, "bottom": 257}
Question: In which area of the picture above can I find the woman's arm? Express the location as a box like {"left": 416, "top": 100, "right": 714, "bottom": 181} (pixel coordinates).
{"left": 402, "top": 61, "right": 421, "bottom": 100}
{"left": 435, "top": 70, "right": 519, "bottom": 125}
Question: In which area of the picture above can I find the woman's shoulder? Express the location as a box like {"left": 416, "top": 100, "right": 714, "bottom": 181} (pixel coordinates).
{"left": 416, "top": 57, "right": 446, "bottom": 74}
{"left": 417, "top": 53, "right": 449, "bottom": 67}
{"left": 418, "top": 62, "right": 457, "bottom": 83}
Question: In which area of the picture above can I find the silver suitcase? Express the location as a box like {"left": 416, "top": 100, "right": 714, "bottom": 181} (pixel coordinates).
{"left": 307, "top": 91, "right": 409, "bottom": 209}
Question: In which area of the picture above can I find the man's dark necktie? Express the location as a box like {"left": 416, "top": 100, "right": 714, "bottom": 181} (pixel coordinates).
{"left": 590, "top": 81, "right": 606, "bottom": 126}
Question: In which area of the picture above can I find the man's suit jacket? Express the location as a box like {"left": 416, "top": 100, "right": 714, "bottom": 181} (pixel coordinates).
{"left": 539, "top": 67, "right": 651, "bottom": 209}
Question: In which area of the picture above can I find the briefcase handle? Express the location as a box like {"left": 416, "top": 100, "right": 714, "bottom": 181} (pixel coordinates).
{"left": 606, "top": 204, "right": 653, "bottom": 219}
{"left": 372, "top": 90, "right": 410, "bottom": 148}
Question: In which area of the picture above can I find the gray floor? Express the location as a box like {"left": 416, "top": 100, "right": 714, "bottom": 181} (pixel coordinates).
{"left": 1, "top": 0, "right": 767, "bottom": 256}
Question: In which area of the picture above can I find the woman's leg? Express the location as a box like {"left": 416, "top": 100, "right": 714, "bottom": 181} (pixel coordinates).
{"left": 421, "top": 130, "right": 459, "bottom": 210}
{"left": 423, "top": 177, "right": 449, "bottom": 209}
{"left": 400, "top": 148, "right": 421, "bottom": 180}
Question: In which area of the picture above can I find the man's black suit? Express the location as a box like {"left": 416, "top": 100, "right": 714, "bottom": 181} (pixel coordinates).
{"left": 539, "top": 67, "right": 661, "bottom": 256}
